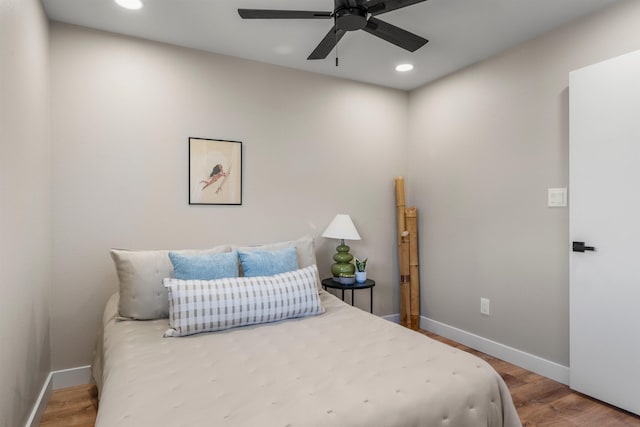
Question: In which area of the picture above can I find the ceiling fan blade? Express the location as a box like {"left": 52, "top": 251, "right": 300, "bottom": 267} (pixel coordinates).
{"left": 363, "top": 17, "right": 428, "bottom": 52}
{"left": 238, "top": 9, "right": 332, "bottom": 19}
{"left": 308, "top": 26, "right": 347, "bottom": 60}
{"left": 364, "top": 0, "right": 428, "bottom": 16}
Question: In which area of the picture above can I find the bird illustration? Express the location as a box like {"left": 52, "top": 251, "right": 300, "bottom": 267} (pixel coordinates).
{"left": 199, "top": 163, "right": 232, "bottom": 194}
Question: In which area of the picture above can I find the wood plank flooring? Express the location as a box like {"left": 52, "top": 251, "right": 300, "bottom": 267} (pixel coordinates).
{"left": 40, "top": 382, "right": 98, "bottom": 427}
{"left": 420, "top": 330, "right": 640, "bottom": 426}
{"left": 40, "top": 330, "right": 640, "bottom": 426}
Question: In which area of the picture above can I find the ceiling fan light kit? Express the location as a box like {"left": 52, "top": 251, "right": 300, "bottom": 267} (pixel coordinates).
{"left": 335, "top": 6, "right": 368, "bottom": 31}
{"left": 238, "top": 0, "right": 429, "bottom": 61}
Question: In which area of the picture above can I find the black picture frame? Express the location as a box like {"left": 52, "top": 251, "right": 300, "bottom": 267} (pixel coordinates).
{"left": 189, "top": 137, "right": 242, "bottom": 205}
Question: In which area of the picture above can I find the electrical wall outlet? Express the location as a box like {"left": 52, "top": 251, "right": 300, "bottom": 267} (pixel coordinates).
{"left": 480, "top": 298, "right": 490, "bottom": 316}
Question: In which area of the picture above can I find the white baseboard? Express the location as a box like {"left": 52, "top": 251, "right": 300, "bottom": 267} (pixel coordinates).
{"left": 52, "top": 365, "right": 93, "bottom": 390}
{"left": 381, "top": 313, "right": 400, "bottom": 323}
{"left": 24, "top": 372, "right": 52, "bottom": 427}
{"left": 420, "top": 316, "right": 569, "bottom": 385}
{"left": 24, "top": 365, "right": 93, "bottom": 427}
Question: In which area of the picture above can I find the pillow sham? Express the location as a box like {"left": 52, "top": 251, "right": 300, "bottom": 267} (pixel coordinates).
{"left": 169, "top": 250, "right": 239, "bottom": 280}
{"left": 111, "top": 245, "right": 231, "bottom": 320}
{"left": 163, "top": 264, "right": 324, "bottom": 337}
{"left": 238, "top": 247, "right": 297, "bottom": 277}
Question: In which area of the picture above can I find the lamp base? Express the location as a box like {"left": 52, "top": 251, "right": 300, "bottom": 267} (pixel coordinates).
{"left": 331, "top": 240, "right": 356, "bottom": 277}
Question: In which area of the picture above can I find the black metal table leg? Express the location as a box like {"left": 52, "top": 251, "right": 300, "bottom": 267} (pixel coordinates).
{"left": 320, "top": 278, "right": 376, "bottom": 313}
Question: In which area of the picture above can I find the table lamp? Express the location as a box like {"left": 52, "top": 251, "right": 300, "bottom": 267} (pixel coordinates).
{"left": 322, "top": 214, "right": 361, "bottom": 278}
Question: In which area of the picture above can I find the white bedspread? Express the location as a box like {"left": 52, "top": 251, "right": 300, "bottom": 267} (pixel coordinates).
{"left": 94, "top": 291, "right": 521, "bottom": 427}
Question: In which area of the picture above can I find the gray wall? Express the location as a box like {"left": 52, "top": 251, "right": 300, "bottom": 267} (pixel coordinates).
{"left": 50, "top": 23, "right": 408, "bottom": 370}
{"left": 0, "top": 0, "right": 51, "bottom": 425}
{"left": 408, "top": 0, "right": 640, "bottom": 366}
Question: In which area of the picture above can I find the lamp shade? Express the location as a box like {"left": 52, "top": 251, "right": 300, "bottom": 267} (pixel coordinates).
{"left": 321, "top": 214, "right": 361, "bottom": 241}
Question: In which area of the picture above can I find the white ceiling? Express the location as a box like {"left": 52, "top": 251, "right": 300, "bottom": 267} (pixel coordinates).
{"left": 42, "top": 0, "right": 620, "bottom": 91}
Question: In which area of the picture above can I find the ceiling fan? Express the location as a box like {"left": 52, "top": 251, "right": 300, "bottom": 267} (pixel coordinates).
{"left": 238, "top": 0, "right": 429, "bottom": 61}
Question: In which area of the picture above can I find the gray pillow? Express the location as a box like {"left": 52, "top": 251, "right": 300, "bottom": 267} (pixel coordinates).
{"left": 111, "top": 245, "right": 231, "bottom": 320}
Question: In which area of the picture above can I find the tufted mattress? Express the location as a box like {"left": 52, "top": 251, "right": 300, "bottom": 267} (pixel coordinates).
{"left": 93, "top": 291, "right": 522, "bottom": 427}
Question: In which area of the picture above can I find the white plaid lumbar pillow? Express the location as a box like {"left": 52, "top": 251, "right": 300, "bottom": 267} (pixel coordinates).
{"left": 163, "top": 264, "right": 324, "bottom": 337}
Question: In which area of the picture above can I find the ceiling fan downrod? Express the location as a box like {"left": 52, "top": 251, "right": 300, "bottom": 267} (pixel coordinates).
{"left": 335, "top": 24, "right": 339, "bottom": 67}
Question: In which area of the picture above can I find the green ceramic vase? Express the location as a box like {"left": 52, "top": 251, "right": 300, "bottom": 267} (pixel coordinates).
{"left": 331, "top": 243, "right": 356, "bottom": 277}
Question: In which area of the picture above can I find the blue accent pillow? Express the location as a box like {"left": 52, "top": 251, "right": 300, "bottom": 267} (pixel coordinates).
{"left": 238, "top": 247, "right": 298, "bottom": 277}
{"left": 168, "top": 250, "right": 239, "bottom": 280}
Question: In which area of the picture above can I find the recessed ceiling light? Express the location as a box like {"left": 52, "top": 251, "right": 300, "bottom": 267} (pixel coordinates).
{"left": 115, "top": 0, "right": 143, "bottom": 10}
{"left": 395, "top": 63, "right": 414, "bottom": 72}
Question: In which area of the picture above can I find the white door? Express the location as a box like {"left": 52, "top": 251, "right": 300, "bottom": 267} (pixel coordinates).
{"left": 569, "top": 49, "right": 640, "bottom": 416}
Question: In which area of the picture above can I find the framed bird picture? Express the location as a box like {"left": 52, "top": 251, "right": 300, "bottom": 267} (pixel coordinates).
{"left": 189, "top": 137, "right": 242, "bottom": 205}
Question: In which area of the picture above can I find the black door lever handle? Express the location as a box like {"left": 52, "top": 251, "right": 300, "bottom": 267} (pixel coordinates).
{"left": 573, "top": 241, "right": 595, "bottom": 252}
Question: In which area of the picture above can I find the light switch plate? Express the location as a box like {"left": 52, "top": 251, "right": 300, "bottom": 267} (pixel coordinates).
{"left": 548, "top": 188, "right": 567, "bottom": 207}
{"left": 480, "top": 298, "right": 490, "bottom": 316}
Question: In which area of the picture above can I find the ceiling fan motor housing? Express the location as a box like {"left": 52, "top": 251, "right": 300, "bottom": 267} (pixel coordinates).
{"left": 335, "top": 7, "right": 368, "bottom": 31}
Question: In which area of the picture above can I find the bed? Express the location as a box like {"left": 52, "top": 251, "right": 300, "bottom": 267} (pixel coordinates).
{"left": 93, "top": 238, "right": 521, "bottom": 427}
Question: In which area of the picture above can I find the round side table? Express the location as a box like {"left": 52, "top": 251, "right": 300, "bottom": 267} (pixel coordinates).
{"left": 321, "top": 278, "right": 375, "bottom": 313}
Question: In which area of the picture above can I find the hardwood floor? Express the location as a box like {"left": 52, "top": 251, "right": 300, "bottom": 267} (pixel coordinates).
{"left": 40, "top": 383, "right": 97, "bottom": 427}
{"left": 420, "top": 331, "right": 640, "bottom": 426}
{"left": 40, "top": 330, "right": 640, "bottom": 427}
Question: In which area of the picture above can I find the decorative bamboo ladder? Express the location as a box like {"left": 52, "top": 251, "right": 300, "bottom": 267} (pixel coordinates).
{"left": 395, "top": 177, "right": 420, "bottom": 330}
